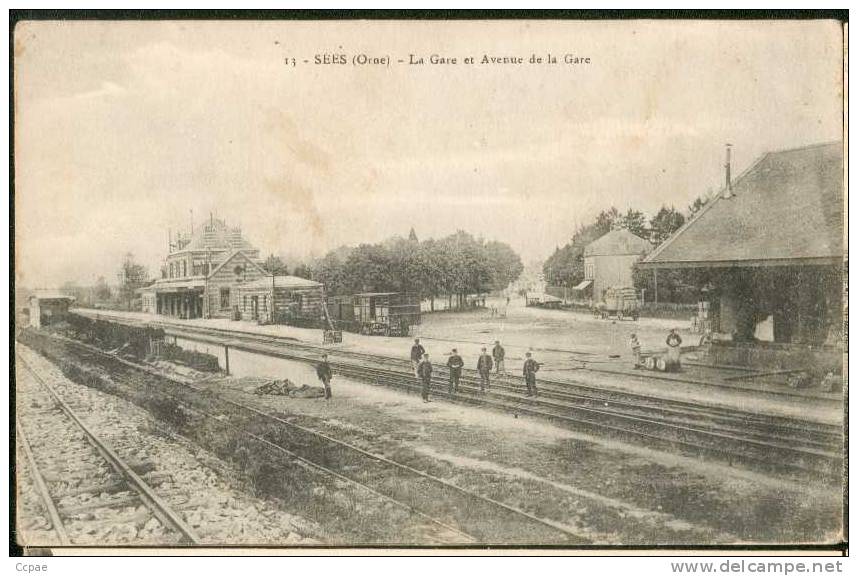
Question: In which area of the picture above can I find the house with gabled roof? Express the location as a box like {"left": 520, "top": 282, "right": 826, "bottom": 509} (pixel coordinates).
{"left": 578, "top": 228, "right": 652, "bottom": 301}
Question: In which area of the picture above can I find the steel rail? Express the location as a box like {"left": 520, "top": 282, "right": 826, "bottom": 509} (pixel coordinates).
{"left": 31, "top": 336, "right": 590, "bottom": 544}
{"left": 176, "top": 399, "right": 478, "bottom": 544}
{"left": 159, "top": 328, "right": 841, "bottom": 463}
{"left": 15, "top": 420, "right": 73, "bottom": 546}
{"left": 44, "top": 329, "right": 843, "bottom": 476}
{"left": 161, "top": 322, "right": 840, "bottom": 436}
{"left": 18, "top": 356, "right": 202, "bottom": 546}
{"left": 75, "top": 310, "right": 839, "bottom": 405}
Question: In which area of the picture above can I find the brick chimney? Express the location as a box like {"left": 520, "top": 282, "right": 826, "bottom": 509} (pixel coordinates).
{"left": 723, "top": 143, "right": 734, "bottom": 199}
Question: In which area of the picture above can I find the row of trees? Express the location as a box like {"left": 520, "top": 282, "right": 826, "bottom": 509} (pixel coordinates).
{"left": 271, "top": 230, "right": 523, "bottom": 310}
{"left": 543, "top": 198, "right": 707, "bottom": 302}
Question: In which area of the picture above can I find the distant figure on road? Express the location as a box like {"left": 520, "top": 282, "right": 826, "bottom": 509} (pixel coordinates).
{"left": 477, "top": 347, "right": 493, "bottom": 391}
{"left": 666, "top": 329, "right": 682, "bottom": 370}
{"left": 628, "top": 333, "right": 642, "bottom": 368}
{"left": 446, "top": 348, "right": 464, "bottom": 394}
{"left": 411, "top": 338, "right": 425, "bottom": 376}
{"left": 418, "top": 353, "right": 433, "bottom": 402}
{"left": 523, "top": 352, "right": 540, "bottom": 397}
{"left": 316, "top": 353, "right": 333, "bottom": 400}
{"left": 492, "top": 340, "right": 506, "bottom": 374}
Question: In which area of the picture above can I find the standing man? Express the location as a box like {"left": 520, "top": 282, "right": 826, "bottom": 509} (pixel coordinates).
{"left": 477, "top": 347, "right": 493, "bottom": 392}
{"left": 666, "top": 328, "right": 683, "bottom": 370}
{"left": 446, "top": 348, "right": 464, "bottom": 394}
{"left": 418, "top": 353, "right": 433, "bottom": 402}
{"left": 628, "top": 333, "right": 642, "bottom": 369}
{"left": 523, "top": 352, "right": 540, "bottom": 397}
{"left": 492, "top": 340, "right": 506, "bottom": 375}
{"left": 316, "top": 353, "right": 333, "bottom": 400}
{"left": 410, "top": 338, "right": 425, "bottom": 376}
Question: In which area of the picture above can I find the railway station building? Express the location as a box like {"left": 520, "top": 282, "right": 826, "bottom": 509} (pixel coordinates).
{"left": 639, "top": 141, "right": 844, "bottom": 372}
{"left": 141, "top": 217, "right": 268, "bottom": 320}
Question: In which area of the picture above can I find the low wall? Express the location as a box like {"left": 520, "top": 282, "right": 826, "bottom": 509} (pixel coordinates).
{"left": 707, "top": 341, "right": 843, "bottom": 375}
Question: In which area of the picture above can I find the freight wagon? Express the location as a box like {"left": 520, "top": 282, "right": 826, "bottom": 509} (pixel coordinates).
{"left": 326, "top": 292, "right": 421, "bottom": 337}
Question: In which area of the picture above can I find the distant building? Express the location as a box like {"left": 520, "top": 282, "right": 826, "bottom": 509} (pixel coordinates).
{"left": 141, "top": 217, "right": 267, "bottom": 319}
{"left": 640, "top": 141, "right": 843, "bottom": 370}
{"left": 28, "top": 291, "right": 75, "bottom": 328}
{"left": 577, "top": 229, "right": 651, "bottom": 301}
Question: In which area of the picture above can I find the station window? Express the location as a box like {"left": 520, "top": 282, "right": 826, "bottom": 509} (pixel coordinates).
{"left": 220, "top": 288, "right": 231, "bottom": 310}
{"left": 182, "top": 261, "right": 187, "bottom": 277}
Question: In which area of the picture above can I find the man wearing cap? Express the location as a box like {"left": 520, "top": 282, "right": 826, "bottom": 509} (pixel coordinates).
{"left": 492, "top": 340, "right": 506, "bottom": 375}
{"left": 523, "top": 352, "right": 540, "bottom": 397}
{"left": 446, "top": 348, "right": 464, "bottom": 394}
{"left": 477, "top": 347, "right": 493, "bottom": 392}
{"left": 410, "top": 338, "right": 425, "bottom": 376}
{"left": 418, "top": 353, "right": 433, "bottom": 402}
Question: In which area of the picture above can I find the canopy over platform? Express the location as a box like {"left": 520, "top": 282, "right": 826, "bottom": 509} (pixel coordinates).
{"left": 640, "top": 142, "right": 843, "bottom": 270}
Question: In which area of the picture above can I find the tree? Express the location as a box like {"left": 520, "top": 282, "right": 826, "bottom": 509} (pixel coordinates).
{"left": 262, "top": 254, "right": 289, "bottom": 276}
{"left": 688, "top": 195, "right": 708, "bottom": 217}
{"left": 292, "top": 263, "right": 313, "bottom": 280}
{"left": 543, "top": 208, "right": 617, "bottom": 287}
{"left": 118, "top": 253, "right": 148, "bottom": 310}
{"left": 94, "top": 276, "right": 112, "bottom": 302}
{"left": 619, "top": 208, "right": 648, "bottom": 238}
{"left": 649, "top": 205, "right": 686, "bottom": 245}
{"left": 408, "top": 227, "right": 419, "bottom": 242}
{"left": 312, "top": 247, "right": 353, "bottom": 296}
{"left": 484, "top": 240, "right": 524, "bottom": 292}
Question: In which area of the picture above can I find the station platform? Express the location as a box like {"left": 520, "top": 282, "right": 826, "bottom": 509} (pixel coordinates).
{"left": 70, "top": 307, "right": 844, "bottom": 425}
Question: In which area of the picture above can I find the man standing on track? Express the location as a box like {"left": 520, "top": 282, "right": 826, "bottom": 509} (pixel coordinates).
{"left": 316, "top": 353, "right": 333, "bottom": 400}
{"left": 492, "top": 340, "right": 505, "bottom": 375}
{"left": 477, "top": 347, "right": 493, "bottom": 392}
{"left": 410, "top": 338, "right": 425, "bottom": 376}
{"left": 418, "top": 353, "right": 433, "bottom": 402}
{"left": 446, "top": 348, "right": 464, "bottom": 394}
{"left": 523, "top": 351, "right": 540, "bottom": 397}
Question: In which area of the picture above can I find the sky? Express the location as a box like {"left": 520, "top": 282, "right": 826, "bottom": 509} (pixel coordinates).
{"left": 14, "top": 19, "right": 843, "bottom": 288}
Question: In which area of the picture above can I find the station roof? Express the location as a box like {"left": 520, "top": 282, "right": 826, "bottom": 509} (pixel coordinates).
{"left": 29, "top": 290, "right": 75, "bottom": 302}
{"left": 149, "top": 277, "right": 206, "bottom": 292}
{"left": 641, "top": 141, "right": 844, "bottom": 269}
{"left": 240, "top": 275, "right": 323, "bottom": 290}
{"left": 584, "top": 229, "right": 652, "bottom": 257}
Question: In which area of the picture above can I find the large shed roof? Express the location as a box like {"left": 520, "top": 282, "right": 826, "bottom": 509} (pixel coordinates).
{"left": 641, "top": 141, "right": 844, "bottom": 269}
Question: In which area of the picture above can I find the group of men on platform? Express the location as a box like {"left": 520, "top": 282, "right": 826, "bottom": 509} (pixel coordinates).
{"left": 410, "top": 338, "right": 540, "bottom": 403}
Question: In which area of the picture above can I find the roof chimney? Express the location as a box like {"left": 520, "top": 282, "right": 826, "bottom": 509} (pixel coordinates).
{"left": 723, "top": 143, "right": 734, "bottom": 199}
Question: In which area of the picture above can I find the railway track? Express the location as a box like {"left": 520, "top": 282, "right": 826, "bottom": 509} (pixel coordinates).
{"left": 155, "top": 324, "right": 842, "bottom": 479}
{"left": 16, "top": 353, "right": 202, "bottom": 546}
{"left": 155, "top": 321, "right": 840, "bottom": 431}
{"left": 19, "top": 332, "right": 592, "bottom": 545}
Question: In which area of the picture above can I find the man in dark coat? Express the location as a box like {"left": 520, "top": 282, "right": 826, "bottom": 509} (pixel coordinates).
{"left": 477, "top": 347, "right": 493, "bottom": 391}
{"left": 523, "top": 352, "right": 540, "bottom": 397}
{"left": 410, "top": 338, "right": 425, "bottom": 376}
{"left": 446, "top": 348, "right": 464, "bottom": 394}
{"left": 492, "top": 340, "right": 506, "bottom": 374}
{"left": 418, "top": 353, "right": 433, "bottom": 402}
{"left": 316, "top": 353, "right": 333, "bottom": 400}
